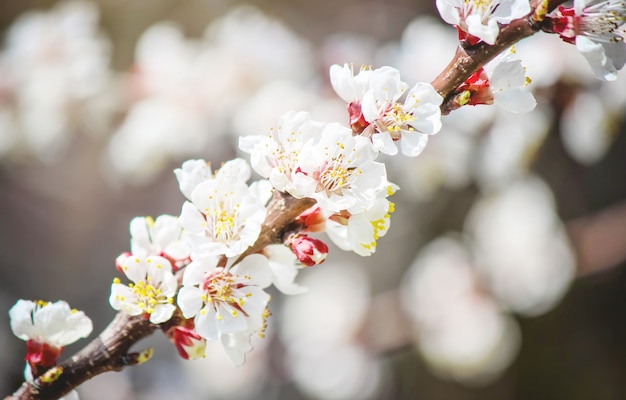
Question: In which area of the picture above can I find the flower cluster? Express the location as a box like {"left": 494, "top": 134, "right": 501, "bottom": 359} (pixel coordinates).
{"left": 9, "top": 298, "right": 92, "bottom": 396}
{"left": 6, "top": 0, "right": 626, "bottom": 396}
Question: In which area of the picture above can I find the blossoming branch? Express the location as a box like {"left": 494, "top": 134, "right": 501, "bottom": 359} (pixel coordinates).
{"left": 6, "top": 0, "right": 626, "bottom": 398}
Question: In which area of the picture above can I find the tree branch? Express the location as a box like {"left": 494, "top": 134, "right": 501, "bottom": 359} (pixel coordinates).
{"left": 6, "top": 312, "right": 157, "bottom": 400}
{"left": 431, "top": 15, "right": 539, "bottom": 113}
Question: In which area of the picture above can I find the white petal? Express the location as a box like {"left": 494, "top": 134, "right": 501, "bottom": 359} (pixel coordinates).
{"left": 495, "top": 89, "right": 537, "bottom": 113}
{"left": 9, "top": 300, "right": 37, "bottom": 341}
{"left": 220, "top": 331, "right": 253, "bottom": 366}
{"left": 215, "top": 303, "right": 248, "bottom": 335}
{"left": 466, "top": 14, "right": 500, "bottom": 45}
{"left": 179, "top": 201, "right": 206, "bottom": 234}
{"left": 150, "top": 304, "right": 176, "bottom": 324}
{"left": 372, "top": 132, "right": 399, "bottom": 155}
{"left": 233, "top": 254, "right": 273, "bottom": 288}
{"left": 121, "top": 256, "right": 147, "bottom": 284}
{"left": 177, "top": 286, "right": 205, "bottom": 318}
{"left": 400, "top": 132, "right": 429, "bottom": 157}
{"left": 195, "top": 306, "right": 219, "bottom": 341}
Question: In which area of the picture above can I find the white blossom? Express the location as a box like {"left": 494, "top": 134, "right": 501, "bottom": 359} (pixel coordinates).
{"left": 9, "top": 299, "right": 92, "bottom": 348}
{"left": 177, "top": 254, "right": 272, "bottom": 364}
{"left": 325, "top": 184, "right": 397, "bottom": 256}
{"left": 110, "top": 255, "right": 178, "bottom": 324}
{"left": 549, "top": 0, "right": 626, "bottom": 80}
{"left": 129, "top": 215, "right": 190, "bottom": 263}
{"left": 330, "top": 64, "right": 443, "bottom": 157}
{"left": 436, "top": 0, "right": 530, "bottom": 45}
{"left": 178, "top": 158, "right": 270, "bottom": 259}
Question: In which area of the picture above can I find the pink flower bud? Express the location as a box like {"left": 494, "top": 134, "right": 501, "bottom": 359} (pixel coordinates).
{"left": 291, "top": 235, "right": 329, "bottom": 267}
{"left": 167, "top": 326, "right": 206, "bottom": 360}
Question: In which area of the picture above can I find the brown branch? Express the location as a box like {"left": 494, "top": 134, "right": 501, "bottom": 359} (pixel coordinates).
{"left": 431, "top": 15, "right": 540, "bottom": 113}
{"left": 236, "top": 190, "right": 316, "bottom": 262}
{"left": 6, "top": 191, "right": 314, "bottom": 400}
{"left": 5, "top": 3, "right": 576, "bottom": 397}
{"left": 6, "top": 312, "right": 157, "bottom": 400}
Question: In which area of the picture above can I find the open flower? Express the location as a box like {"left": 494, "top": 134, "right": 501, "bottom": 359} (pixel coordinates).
{"left": 297, "top": 122, "right": 387, "bottom": 213}
{"left": 9, "top": 299, "right": 92, "bottom": 371}
{"left": 330, "top": 64, "right": 443, "bottom": 156}
{"left": 329, "top": 64, "right": 374, "bottom": 132}
{"left": 177, "top": 254, "right": 272, "bottom": 361}
{"left": 436, "top": 0, "right": 531, "bottom": 45}
{"left": 178, "top": 158, "right": 271, "bottom": 259}
{"left": 239, "top": 111, "right": 323, "bottom": 197}
{"left": 452, "top": 47, "right": 536, "bottom": 113}
{"left": 110, "top": 255, "right": 178, "bottom": 324}
{"left": 127, "top": 215, "right": 191, "bottom": 269}
{"left": 325, "top": 184, "right": 397, "bottom": 256}
{"left": 240, "top": 111, "right": 388, "bottom": 213}
{"left": 546, "top": 0, "right": 626, "bottom": 80}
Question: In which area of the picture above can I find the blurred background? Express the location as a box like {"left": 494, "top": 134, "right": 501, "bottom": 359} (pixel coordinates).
{"left": 1, "top": 0, "right": 626, "bottom": 399}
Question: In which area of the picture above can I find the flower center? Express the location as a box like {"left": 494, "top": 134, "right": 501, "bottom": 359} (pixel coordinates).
{"left": 379, "top": 102, "right": 416, "bottom": 138}
{"left": 316, "top": 147, "right": 361, "bottom": 195}
{"left": 128, "top": 279, "right": 171, "bottom": 315}
{"left": 201, "top": 268, "right": 252, "bottom": 319}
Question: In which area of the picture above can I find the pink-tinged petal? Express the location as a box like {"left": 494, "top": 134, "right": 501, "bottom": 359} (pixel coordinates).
{"left": 177, "top": 286, "right": 205, "bottom": 318}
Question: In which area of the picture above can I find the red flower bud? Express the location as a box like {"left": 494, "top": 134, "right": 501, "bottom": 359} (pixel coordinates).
{"left": 167, "top": 325, "right": 206, "bottom": 360}
{"left": 291, "top": 235, "right": 329, "bottom": 267}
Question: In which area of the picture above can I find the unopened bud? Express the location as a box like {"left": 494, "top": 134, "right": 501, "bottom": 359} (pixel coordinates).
{"left": 168, "top": 326, "right": 206, "bottom": 360}
{"left": 290, "top": 235, "right": 329, "bottom": 267}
